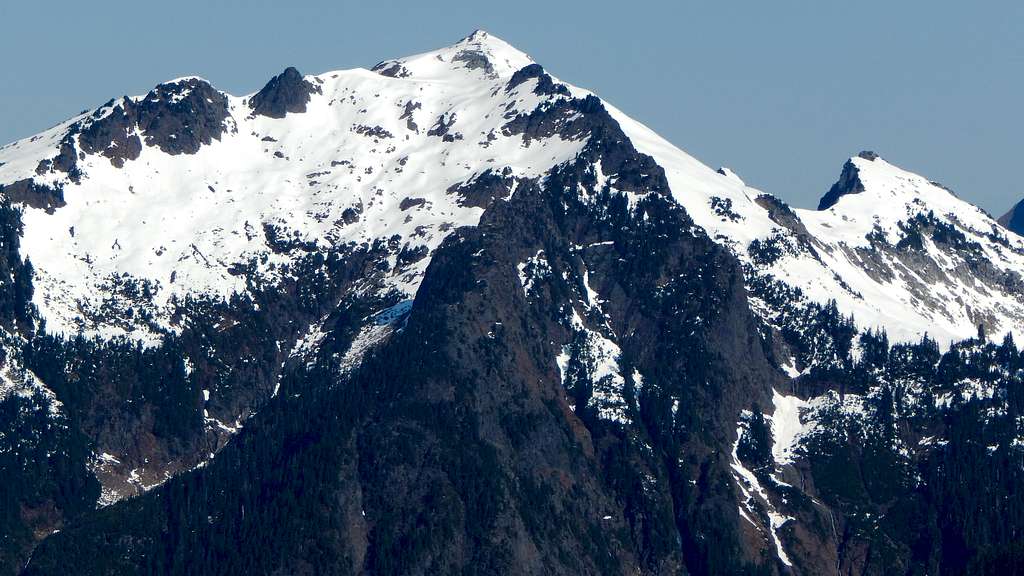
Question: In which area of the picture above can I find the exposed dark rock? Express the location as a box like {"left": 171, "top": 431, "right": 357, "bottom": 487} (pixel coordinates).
{"left": 353, "top": 124, "right": 393, "bottom": 139}
{"left": 998, "top": 198, "right": 1024, "bottom": 236}
{"left": 67, "top": 78, "right": 231, "bottom": 162}
{"left": 395, "top": 243, "right": 428, "bottom": 265}
{"left": 339, "top": 204, "right": 362, "bottom": 225}
{"left": 818, "top": 157, "right": 866, "bottom": 210}
{"left": 756, "top": 194, "right": 810, "bottom": 237}
{"left": 398, "top": 197, "right": 425, "bottom": 211}
{"left": 452, "top": 49, "right": 494, "bottom": 75}
{"left": 263, "top": 222, "right": 318, "bottom": 253}
{"left": 133, "top": 78, "right": 231, "bottom": 155}
{"left": 427, "top": 112, "right": 456, "bottom": 138}
{"left": 399, "top": 101, "right": 420, "bottom": 132}
{"left": 78, "top": 104, "right": 142, "bottom": 168}
{"left": 371, "top": 61, "right": 410, "bottom": 78}
{"left": 447, "top": 170, "right": 514, "bottom": 209}
{"left": 0, "top": 179, "right": 66, "bottom": 213}
{"left": 34, "top": 132, "right": 83, "bottom": 182}
{"left": 507, "top": 63, "right": 545, "bottom": 90}
{"left": 506, "top": 63, "right": 570, "bottom": 96}
{"left": 249, "top": 67, "right": 320, "bottom": 119}
{"left": 51, "top": 135, "right": 82, "bottom": 181}
{"left": 709, "top": 195, "right": 742, "bottom": 222}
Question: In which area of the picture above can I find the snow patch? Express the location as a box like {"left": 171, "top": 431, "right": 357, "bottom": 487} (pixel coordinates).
{"left": 768, "top": 389, "right": 809, "bottom": 465}
{"left": 517, "top": 249, "right": 551, "bottom": 298}
{"left": 557, "top": 307, "right": 628, "bottom": 423}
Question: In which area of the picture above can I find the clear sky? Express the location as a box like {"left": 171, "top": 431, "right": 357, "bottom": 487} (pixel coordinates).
{"left": 2, "top": 1, "right": 1021, "bottom": 213}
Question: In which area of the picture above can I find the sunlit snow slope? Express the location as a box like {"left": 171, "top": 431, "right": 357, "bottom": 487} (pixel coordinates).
{"left": 0, "top": 31, "right": 582, "bottom": 343}
{"left": 608, "top": 114, "right": 1024, "bottom": 346}
{"left": 1, "top": 30, "right": 1021, "bottom": 350}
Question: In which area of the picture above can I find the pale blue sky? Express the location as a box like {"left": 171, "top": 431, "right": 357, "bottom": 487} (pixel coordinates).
{"left": 2, "top": 1, "right": 1021, "bottom": 213}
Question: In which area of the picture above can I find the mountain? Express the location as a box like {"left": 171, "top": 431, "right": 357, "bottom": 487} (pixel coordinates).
{"left": 999, "top": 198, "right": 1024, "bottom": 236}
{"left": 1, "top": 31, "right": 1023, "bottom": 575}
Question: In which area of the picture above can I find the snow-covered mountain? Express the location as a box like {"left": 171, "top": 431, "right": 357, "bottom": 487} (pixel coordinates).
{"left": 2, "top": 31, "right": 1023, "bottom": 575}
{"left": 611, "top": 130, "right": 1024, "bottom": 347}
{"left": 2, "top": 33, "right": 1020, "bottom": 352}
{"left": 0, "top": 31, "right": 581, "bottom": 344}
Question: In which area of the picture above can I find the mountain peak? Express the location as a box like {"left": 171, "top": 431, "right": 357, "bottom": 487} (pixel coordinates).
{"left": 817, "top": 151, "right": 947, "bottom": 211}
{"left": 817, "top": 155, "right": 868, "bottom": 210}
{"left": 817, "top": 151, "right": 888, "bottom": 210}
{"left": 454, "top": 29, "right": 523, "bottom": 57}
{"left": 459, "top": 28, "right": 496, "bottom": 44}
{"left": 249, "top": 66, "right": 319, "bottom": 119}
{"left": 372, "top": 30, "right": 534, "bottom": 80}
{"left": 158, "top": 75, "right": 213, "bottom": 87}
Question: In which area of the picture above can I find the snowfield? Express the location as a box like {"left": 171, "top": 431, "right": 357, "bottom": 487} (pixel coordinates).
{"left": 0, "top": 31, "right": 584, "bottom": 342}
{"left": 1, "top": 29, "right": 1022, "bottom": 350}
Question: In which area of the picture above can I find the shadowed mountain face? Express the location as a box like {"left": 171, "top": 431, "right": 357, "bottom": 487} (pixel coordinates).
{"left": 248, "top": 67, "right": 321, "bottom": 119}
{"left": 999, "top": 198, "right": 1024, "bottom": 236}
{"left": 2, "top": 31, "right": 1024, "bottom": 575}
{"left": 22, "top": 105, "right": 783, "bottom": 574}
